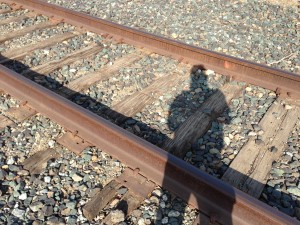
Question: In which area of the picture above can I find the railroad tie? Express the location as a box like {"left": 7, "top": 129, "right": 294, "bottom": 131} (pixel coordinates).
{"left": 0, "top": 114, "right": 14, "bottom": 130}
{"left": 0, "top": 89, "right": 36, "bottom": 129}
{"left": 0, "top": 21, "right": 57, "bottom": 43}
{"left": 163, "top": 82, "right": 243, "bottom": 158}
{"left": 222, "top": 100, "right": 300, "bottom": 198}
{"left": 57, "top": 51, "right": 145, "bottom": 98}
{"left": 0, "top": 31, "right": 78, "bottom": 64}
{"left": 100, "top": 190, "right": 144, "bottom": 225}
{"left": 23, "top": 149, "right": 61, "bottom": 174}
{"left": 21, "top": 44, "right": 102, "bottom": 77}
{"left": 83, "top": 168, "right": 155, "bottom": 222}
{"left": 109, "top": 71, "right": 188, "bottom": 123}
{"left": 0, "top": 13, "right": 29, "bottom": 26}
{"left": 83, "top": 180, "right": 122, "bottom": 221}
{"left": 0, "top": 8, "right": 11, "bottom": 14}
{"left": 0, "top": 103, "right": 36, "bottom": 130}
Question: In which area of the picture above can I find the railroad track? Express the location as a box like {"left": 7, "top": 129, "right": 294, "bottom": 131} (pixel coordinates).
{"left": 0, "top": 0, "right": 299, "bottom": 224}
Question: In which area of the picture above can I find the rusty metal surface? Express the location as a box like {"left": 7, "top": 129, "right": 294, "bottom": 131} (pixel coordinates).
{"left": 116, "top": 168, "right": 156, "bottom": 198}
{"left": 57, "top": 131, "right": 91, "bottom": 155}
{"left": 2, "top": 0, "right": 300, "bottom": 99}
{"left": 0, "top": 66, "right": 298, "bottom": 225}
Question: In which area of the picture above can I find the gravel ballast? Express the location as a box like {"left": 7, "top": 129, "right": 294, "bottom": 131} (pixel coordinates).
{"left": 44, "top": 0, "right": 299, "bottom": 74}
{"left": 0, "top": 99, "right": 124, "bottom": 224}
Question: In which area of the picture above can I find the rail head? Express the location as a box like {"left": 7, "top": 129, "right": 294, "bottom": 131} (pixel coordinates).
{"left": 1, "top": 0, "right": 300, "bottom": 99}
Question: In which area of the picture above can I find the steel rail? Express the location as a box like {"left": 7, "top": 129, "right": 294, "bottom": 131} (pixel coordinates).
{"left": 2, "top": 0, "right": 300, "bottom": 99}
{"left": 0, "top": 66, "right": 298, "bottom": 225}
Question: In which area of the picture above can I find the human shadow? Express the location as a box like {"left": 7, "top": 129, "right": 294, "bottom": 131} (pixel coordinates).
{"left": 156, "top": 65, "right": 233, "bottom": 225}
{"left": 1, "top": 55, "right": 296, "bottom": 225}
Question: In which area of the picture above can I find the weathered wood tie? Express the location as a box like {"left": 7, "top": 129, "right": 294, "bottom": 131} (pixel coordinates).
{"left": 0, "top": 13, "right": 29, "bottom": 26}
{"left": 83, "top": 180, "right": 122, "bottom": 221}
{"left": 0, "top": 21, "right": 56, "bottom": 43}
{"left": 222, "top": 100, "right": 299, "bottom": 198}
{"left": 100, "top": 190, "right": 144, "bottom": 225}
{"left": 163, "top": 83, "right": 243, "bottom": 158}
{"left": 22, "top": 44, "right": 102, "bottom": 76}
{"left": 83, "top": 169, "right": 155, "bottom": 221}
{"left": 0, "top": 89, "right": 36, "bottom": 129}
{"left": 23, "top": 149, "right": 60, "bottom": 174}
{"left": 0, "top": 8, "right": 11, "bottom": 14}
{"left": 0, "top": 114, "right": 14, "bottom": 130}
{"left": 0, "top": 103, "right": 36, "bottom": 130}
{"left": 4, "top": 103, "right": 36, "bottom": 121}
{"left": 0, "top": 31, "right": 78, "bottom": 63}
{"left": 109, "top": 71, "right": 189, "bottom": 122}
{"left": 57, "top": 51, "right": 145, "bottom": 98}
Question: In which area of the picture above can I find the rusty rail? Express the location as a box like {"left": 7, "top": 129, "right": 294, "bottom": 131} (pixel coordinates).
{"left": 0, "top": 65, "right": 298, "bottom": 225}
{"left": 2, "top": 0, "right": 300, "bottom": 99}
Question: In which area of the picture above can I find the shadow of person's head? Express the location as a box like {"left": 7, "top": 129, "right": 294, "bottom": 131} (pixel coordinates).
{"left": 167, "top": 64, "right": 231, "bottom": 132}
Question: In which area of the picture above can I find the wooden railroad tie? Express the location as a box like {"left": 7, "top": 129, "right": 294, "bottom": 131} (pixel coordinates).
{"left": 0, "top": 103, "right": 36, "bottom": 130}
{"left": 222, "top": 100, "right": 299, "bottom": 198}
{"left": 0, "top": 31, "right": 78, "bottom": 64}
{"left": 163, "top": 82, "right": 243, "bottom": 158}
{"left": 83, "top": 168, "right": 155, "bottom": 222}
{"left": 0, "top": 21, "right": 57, "bottom": 43}
{"left": 23, "top": 149, "right": 60, "bottom": 174}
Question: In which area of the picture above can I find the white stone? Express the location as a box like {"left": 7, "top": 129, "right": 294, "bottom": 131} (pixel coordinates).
{"left": 12, "top": 209, "right": 25, "bottom": 218}
{"left": 7, "top": 157, "right": 15, "bottom": 165}
{"left": 257, "top": 93, "right": 263, "bottom": 98}
{"left": 19, "top": 193, "right": 27, "bottom": 200}
{"left": 245, "top": 87, "right": 252, "bottom": 92}
{"left": 224, "top": 137, "right": 231, "bottom": 145}
{"left": 287, "top": 187, "right": 300, "bottom": 197}
{"left": 258, "top": 130, "right": 264, "bottom": 135}
{"left": 44, "top": 176, "right": 51, "bottom": 183}
{"left": 72, "top": 173, "right": 83, "bottom": 182}
{"left": 149, "top": 196, "right": 159, "bottom": 204}
{"left": 138, "top": 218, "right": 146, "bottom": 225}
{"left": 160, "top": 118, "right": 166, "bottom": 123}
{"left": 171, "top": 33, "right": 178, "bottom": 38}
{"left": 203, "top": 69, "right": 215, "bottom": 76}
{"left": 152, "top": 189, "right": 163, "bottom": 197}
{"left": 248, "top": 131, "right": 257, "bottom": 136}
{"left": 48, "top": 140, "right": 55, "bottom": 148}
